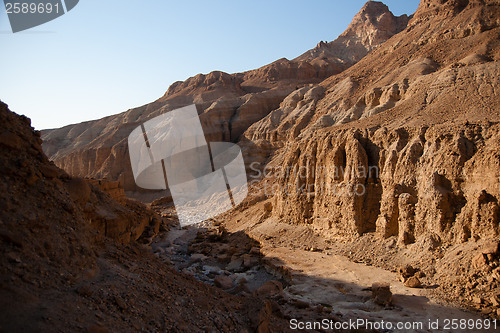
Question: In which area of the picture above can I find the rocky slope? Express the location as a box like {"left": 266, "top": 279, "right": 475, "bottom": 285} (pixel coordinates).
{"left": 41, "top": 1, "right": 409, "bottom": 191}
{"left": 0, "top": 101, "right": 292, "bottom": 332}
{"left": 243, "top": 0, "right": 500, "bottom": 241}
{"left": 232, "top": 0, "right": 500, "bottom": 316}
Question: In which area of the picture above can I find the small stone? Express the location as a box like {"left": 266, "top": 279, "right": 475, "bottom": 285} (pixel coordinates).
{"left": 404, "top": 276, "right": 422, "bottom": 288}
{"left": 473, "top": 296, "right": 483, "bottom": 304}
{"left": 88, "top": 324, "right": 109, "bottom": 333}
{"left": 255, "top": 280, "right": 283, "bottom": 298}
{"left": 250, "top": 247, "right": 260, "bottom": 255}
{"left": 115, "top": 296, "right": 127, "bottom": 310}
{"left": 243, "top": 254, "right": 258, "bottom": 268}
{"left": 226, "top": 258, "right": 243, "bottom": 272}
{"left": 76, "top": 284, "right": 93, "bottom": 297}
{"left": 399, "top": 264, "right": 416, "bottom": 279}
{"left": 190, "top": 253, "right": 207, "bottom": 263}
{"left": 415, "top": 271, "right": 426, "bottom": 278}
{"left": 481, "top": 307, "right": 493, "bottom": 315}
{"left": 217, "top": 253, "right": 229, "bottom": 261}
{"left": 490, "top": 295, "right": 500, "bottom": 307}
{"left": 26, "top": 173, "right": 40, "bottom": 185}
{"left": 264, "top": 202, "right": 273, "bottom": 212}
{"left": 6, "top": 252, "right": 21, "bottom": 264}
{"left": 202, "top": 265, "right": 220, "bottom": 274}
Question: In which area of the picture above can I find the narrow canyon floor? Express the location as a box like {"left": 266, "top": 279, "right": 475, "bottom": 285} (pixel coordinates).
{"left": 147, "top": 205, "right": 496, "bottom": 333}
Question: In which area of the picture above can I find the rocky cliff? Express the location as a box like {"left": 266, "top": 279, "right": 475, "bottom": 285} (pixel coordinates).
{"left": 39, "top": 0, "right": 500, "bottom": 271}
{"left": 41, "top": 1, "right": 408, "bottom": 191}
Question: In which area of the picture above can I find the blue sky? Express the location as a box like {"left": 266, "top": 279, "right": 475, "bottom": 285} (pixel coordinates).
{"left": 0, "top": 0, "right": 420, "bottom": 130}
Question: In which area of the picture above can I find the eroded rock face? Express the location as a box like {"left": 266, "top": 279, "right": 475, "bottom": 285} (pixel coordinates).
{"left": 37, "top": 1, "right": 500, "bottom": 300}
{"left": 269, "top": 122, "right": 500, "bottom": 247}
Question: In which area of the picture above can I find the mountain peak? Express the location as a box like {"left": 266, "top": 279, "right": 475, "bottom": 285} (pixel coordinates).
{"left": 360, "top": 0, "right": 391, "bottom": 13}
{"left": 340, "top": 1, "right": 408, "bottom": 39}
{"left": 296, "top": 1, "right": 409, "bottom": 64}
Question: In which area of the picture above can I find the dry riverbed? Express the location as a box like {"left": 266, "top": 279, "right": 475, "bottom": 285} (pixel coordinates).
{"left": 146, "top": 209, "right": 494, "bottom": 333}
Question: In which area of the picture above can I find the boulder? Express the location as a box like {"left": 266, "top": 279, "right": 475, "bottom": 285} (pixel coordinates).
{"left": 481, "top": 240, "right": 500, "bottom": 256}
{"left": 371, "top": 282, "right": 392, "bottom": 306}
{"left": 472, "top": 253, "right": 490, "bottom": 271}
{"left": 226, "top": 258, "right": 243, "bottom": 272}
{"left": 404, "top": 276, "right": 422, "bottom": 288}
{"left": 255, "top": 280, "right": 283, "bottom": 298}
{"left": 399, "top": 264, "right": 416, "bottom": 279}
{"left": 214, "top": 275, "right": 233, "bottom": 290}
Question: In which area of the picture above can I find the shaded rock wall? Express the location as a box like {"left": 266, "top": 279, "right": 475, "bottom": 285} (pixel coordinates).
{"left": 0, "top": 101, "right": 158, "bottom": 245}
